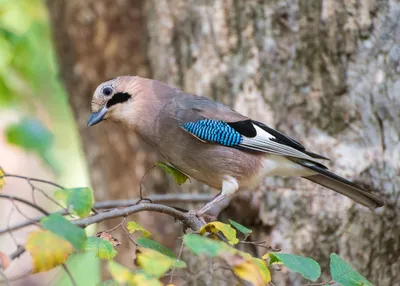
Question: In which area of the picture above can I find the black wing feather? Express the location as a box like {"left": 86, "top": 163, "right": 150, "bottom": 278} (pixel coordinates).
{"left": 252, "top": 120, "right": 329, "bottom": 161}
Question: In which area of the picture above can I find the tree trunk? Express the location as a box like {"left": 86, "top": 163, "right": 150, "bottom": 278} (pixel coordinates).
{"left": 46, "top": 0, "right": 180, "bottom": 269}
{"left": 145, "top": 0, "right": 399, "bottom": 285}
{"left": 48, "top": 0, "right": 399, "bottom": 285}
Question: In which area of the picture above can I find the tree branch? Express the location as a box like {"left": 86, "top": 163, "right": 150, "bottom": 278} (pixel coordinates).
{"left": 74, "top": 203, "right": 204, "bottom": 231}
{"left": 94, "top": 193, "right": 213, "bottom": 208}
{"left": 0, "top": 195, "right": 49, "bottom": 216}
{"left": 0, "top": 194, "right": 213, "bottom": 234}
{"left": 3, "top": 174, "right": 65, "bottom": 190}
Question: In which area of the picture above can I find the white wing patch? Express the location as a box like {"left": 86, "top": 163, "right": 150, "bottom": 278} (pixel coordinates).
{"left": 240, "top": 125, "right": 315, "bottom": 161}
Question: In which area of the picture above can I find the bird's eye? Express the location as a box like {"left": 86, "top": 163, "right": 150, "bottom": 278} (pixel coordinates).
{"left": 102, "top": 87, "right": 113, "bottom": 96}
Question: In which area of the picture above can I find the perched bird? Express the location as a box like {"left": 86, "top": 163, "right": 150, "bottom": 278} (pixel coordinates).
{"left": 88, "top": 76, "right": 384, "bottom": 215}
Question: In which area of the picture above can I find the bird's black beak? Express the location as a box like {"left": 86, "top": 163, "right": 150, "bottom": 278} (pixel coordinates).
{"left": 87, "top": 106, "right": 108, "bottom": 126}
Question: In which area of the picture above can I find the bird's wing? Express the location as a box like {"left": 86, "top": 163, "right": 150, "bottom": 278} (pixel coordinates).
{"left": 175, "top": 96, "right": 328, "bottom": 163}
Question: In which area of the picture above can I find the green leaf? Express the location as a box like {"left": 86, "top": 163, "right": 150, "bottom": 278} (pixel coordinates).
{"left": 5, "top": 118, "right": 56, "bottom": 170}
{"left": 269, "top": 253, "right": 321, "bottom": 281}
{"left": 5, "top": 118, "right": 53, "bottom": 154}
{"left": 84, "top": 237, "right": 117, "bottom": 260}
{"left": 330, "top": 253, "right": 372, "bottom": 286}
{"left": 25, "top": 230, "right": 73, "bottom": 273}
{"left": 54, "top": 187, "right": 94, "bottom": 218}
{"left": 126, "top": 221, "right": 151, "bottom": 237}
{"left": 229, "top": 219, "right": 252, "bottom": 237}
{"left": 137, "top": 248, "right": 186, "bottom": 278}
{"left": 156, "top": 162, "right": 189, "bottom": 185}
{"left": 183, "top": 234, "right": 230, "bottom": 257}
{"left": 137, "top": 237, "right": 176, "bottom": 258}
{"left": 200, "top": 221, "right": 239, "bottom": 245}
{"left": 40, "top": 213, "right": 86, "bottom": 251}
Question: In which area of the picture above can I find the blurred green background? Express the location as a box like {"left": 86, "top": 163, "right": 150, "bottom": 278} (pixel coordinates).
{"left": 0, "top": 0, "right": 98, "bottom": 284}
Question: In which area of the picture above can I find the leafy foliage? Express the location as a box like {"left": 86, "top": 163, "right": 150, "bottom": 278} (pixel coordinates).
{"left": 229, "top": 219, "right": 252, "bottom": 237}
{"left": 200, "top": 221, "right": 239, "bottom": 245}
{"left": 126, "top": 221, "right": 151, "bottom": 237}
{"left": 5, "top": 118, "right": 56, "bottom": 170}
{"left": 156, "top": 162, "right": 189, "bottom": 185}
{"left": 40, "top": 213, "right": 86, "bottom": 251}
{"left": 85, "top": 237, "right": 117, "bottom": 260}
{"left": 137, "top": 237, "right": 177, "bottom": 259}
{"left": 107, "top": 261, "right": 162, "bottom": 286}
{"left": 137, "top": 248, "right": 186, "bottom": 278}
{"left": 54, "top": 187, "right": 94, "bottom": 218}
{"left": 183, "top": 234, "right": 230, "bottom": 257}
{"left": 107, "top": 261, "right": 135, "bottom": 285}
{"left": 330, "top": 253, "right": 372, "bottom": 286}
{"left": 25, "top": 230, "right": 73, "bottom": 273}
{"left": 269, "top": 252, "right": 321, "bottom": 281}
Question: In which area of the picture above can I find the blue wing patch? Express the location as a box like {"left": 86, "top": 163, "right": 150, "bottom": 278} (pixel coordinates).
{"left": 183, "top": 119, "right": 242, "bottom": 147}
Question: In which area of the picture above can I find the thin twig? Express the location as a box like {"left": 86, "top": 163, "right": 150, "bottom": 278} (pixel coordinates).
{"left": 3, "top": 174, "right": 65, "bottom": 189}
{"left": 138, "top": 164, "right": 156, "bottom": 202}
{"left": 6, "top": 209, "right": 19, "bottom": 247}
{"left": 239, "top": 240, "right": 281, "bottom": 252}
{"left": 121, "top": 217, "right": 138, "bottom": 246}
{"left": 61, "top": 264, "right": 77, "bottom": 286}
{"left": 0, "top": 245, "right": 25, "bottom": 270}
{"left": 169, "top": 239, "right": 185, "bottom": 284}
{"left": 27, "top": 180, "right": 68, "bottom": 213}
{"left": 0, "top": 195, "right": 49, "bottom": 215}
{"left": 10, "top": 200, "right": 42, "bottom": 228}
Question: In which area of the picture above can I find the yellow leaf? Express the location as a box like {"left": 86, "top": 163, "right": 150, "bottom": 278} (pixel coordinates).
{"left": 252, "top": 258, "right": 271, "bottom": 284}
{"left": 108, "top": 261, "right": 135, "bottom": 285}
{"left": 220, "top": 252, "right": 270, "bottom": 285}
{"left": 233, "top": 260, "right": 265, "bottom": 286}
{"left": 25, "top": 230, "right": 73, "bottom": 273}
{"left": 199, "top": 221, "right": 239, "bottom": 245}
{"left": 126, "top": 221, "right": 151, "bottom": 237}
{"left": 261, "top": 253, "right": 269, "bottom": 260}
{"left": 132, "top": 272, "right": 162, "bottom": 286}
{"left": 0, "top": 168, "right": 5, "bottom": 190}
{"left": 137, "top": 248, "right": 185, "bottom": 278}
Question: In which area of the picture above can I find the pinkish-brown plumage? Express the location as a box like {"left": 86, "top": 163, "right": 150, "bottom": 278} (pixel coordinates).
{"left": 88, "top": 76, "right": 384, "bottom": 213}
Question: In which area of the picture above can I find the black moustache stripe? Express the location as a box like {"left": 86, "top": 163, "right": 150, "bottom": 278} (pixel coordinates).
{"left": 106, "top": 92, "right": 132, "bottom": 108}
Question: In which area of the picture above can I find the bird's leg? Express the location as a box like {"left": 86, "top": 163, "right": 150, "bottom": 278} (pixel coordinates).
{"left": 196, "top": 176, "right": 239, "bottom": 217}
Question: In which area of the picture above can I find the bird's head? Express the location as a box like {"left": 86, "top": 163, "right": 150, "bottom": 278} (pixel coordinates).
{"left": 87, "top": 76, "right": 138, "bottom": 127}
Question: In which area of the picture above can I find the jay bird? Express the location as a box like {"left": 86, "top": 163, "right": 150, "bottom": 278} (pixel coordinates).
{"left": 88, "top": 76, "right": 384, "bottom": 216}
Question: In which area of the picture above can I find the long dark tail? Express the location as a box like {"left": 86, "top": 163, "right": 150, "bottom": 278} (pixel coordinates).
{"left": 298, "top": 162, "right": 384, "bottom": 209}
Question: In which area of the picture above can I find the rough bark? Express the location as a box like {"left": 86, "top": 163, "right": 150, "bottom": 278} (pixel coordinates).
{"left": 145, "top": 0, "right": 400, "bottom": 285}
{"left": 46, "top": 0, "right": 180, "bottom": 268}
